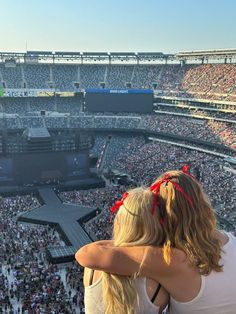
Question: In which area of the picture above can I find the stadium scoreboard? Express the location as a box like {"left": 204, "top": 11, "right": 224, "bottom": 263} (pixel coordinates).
{"left": 84, "top": 89, "right": 153, "bottom": 113}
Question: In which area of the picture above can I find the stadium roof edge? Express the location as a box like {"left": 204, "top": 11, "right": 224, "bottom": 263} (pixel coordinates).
{"left": 82, "top": 52, "right": 108, "bottom": 56}
{"left": 179, "top": 48, "right": 236, "bottom": 53}
{"left": 55, "top": 51, "right": 82, "bottom": 55}
{"left": 110, "top": 52, "right": 136, "bottom": 56}
{"left": 27, "top": 51, "right": 53, "bottom": 55}
{"left": 137, "top": 52, "right": 164, "bottom": 56}
{"left": 0, "top": 49, "right": 235, "bottom": 63}
{"left": 177, "top": 49, "right": 236, "bottom": 58}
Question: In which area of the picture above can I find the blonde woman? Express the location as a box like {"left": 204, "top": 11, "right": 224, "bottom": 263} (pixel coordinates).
{"left": 77, "top": 187, "right": 169, "bottom": 314}
{"left": 76, "top": 169, "right": 236, "bottom": 314}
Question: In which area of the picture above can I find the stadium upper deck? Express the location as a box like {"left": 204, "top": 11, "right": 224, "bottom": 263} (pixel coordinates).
{"left": 1, "top": 49, "right": 236, "bottom": 101}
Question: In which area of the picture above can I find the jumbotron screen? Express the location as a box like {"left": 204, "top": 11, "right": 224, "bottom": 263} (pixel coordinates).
{"left": 0, "top": 151, "right": 90, "bottom": 185}
{"left": 84, "top": 89, "right": 153, "bottom": 113}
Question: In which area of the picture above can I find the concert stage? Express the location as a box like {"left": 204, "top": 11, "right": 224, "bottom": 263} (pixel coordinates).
{"left": 18, "top": 188, "right": 99, "bottom": 263}
{"left": 0, "top": 175, "right": 105, "bottom": 195}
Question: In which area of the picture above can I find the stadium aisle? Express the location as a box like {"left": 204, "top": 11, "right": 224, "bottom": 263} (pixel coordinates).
{"left": 2, "top": 265, "right": 22, "bottom": 313}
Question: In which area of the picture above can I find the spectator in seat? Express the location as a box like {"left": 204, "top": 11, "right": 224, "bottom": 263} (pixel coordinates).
{"left": 76, "top": 169, "right": 236, "bottom": 314}
{"left": 76, "top": 187, "right": 169, "bottom": 314}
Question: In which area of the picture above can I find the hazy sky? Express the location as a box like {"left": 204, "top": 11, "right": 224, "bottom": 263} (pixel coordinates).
{"left": 1, "top": 0, "right": 236, "bottom": 53}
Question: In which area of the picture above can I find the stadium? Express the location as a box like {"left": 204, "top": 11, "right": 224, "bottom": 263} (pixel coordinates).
{"left": 0, "top": 48, "right": 235, "bottom": 313}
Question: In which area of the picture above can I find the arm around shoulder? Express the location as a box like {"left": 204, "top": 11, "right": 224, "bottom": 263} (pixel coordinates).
{"left": 75, "top": 241, "right": 149, "bottom": 276}
{"left": 75, "top": 241, "right": 115, "bottom": 270}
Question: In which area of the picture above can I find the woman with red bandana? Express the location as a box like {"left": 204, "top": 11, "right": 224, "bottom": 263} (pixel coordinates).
{"left": 76, "top": 169, "right": 236, "bottom": 314}
{"left": 79, "top": 187, "right": 169, "bottom": 314}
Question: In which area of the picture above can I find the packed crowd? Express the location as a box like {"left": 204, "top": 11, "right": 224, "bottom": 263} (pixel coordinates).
{"left": 1, "top": 112, "right": 235, "bottom": 158}
{"left": 181, "top": 64, "right": 236, "bottom": 101}
{"left": 141, "top": 114, "right": 236, "bottom": 149}
{"left": 1, "top": 63, "right": 236, "bottom": 100}
{"left": 0, "top": 97, "right": 82, "bottom": 116}
{"left": 1, "top": 135, "right": 235, "bottom": 312}
{"left": 2, "top": 95, "right": 233, "bottom": 123}
{"left": 1, "top": 61, "right": 236, "bottom": 313}
{"left": 155, "top": 103, "right": 236, "bottom": 120}
{"left": 101, "top": 135, "right": 146, "bottom": 169}
{"left": 60, "top": 136, "right": 236, "bottom": 241}
{"left": 0, "top": 194, "right": 83, "bottom": 313}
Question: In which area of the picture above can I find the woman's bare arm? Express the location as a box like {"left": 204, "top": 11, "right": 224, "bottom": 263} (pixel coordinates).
{"left": 75, "top": 241, "right": 142, "bottom": 275}
{"left": 75, "top": 241, "right": 167, "bottom": 279}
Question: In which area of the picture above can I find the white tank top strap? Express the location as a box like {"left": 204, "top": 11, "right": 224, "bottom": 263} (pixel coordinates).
{"left": 84, "top": 275, "right": 161, "bottom": 314}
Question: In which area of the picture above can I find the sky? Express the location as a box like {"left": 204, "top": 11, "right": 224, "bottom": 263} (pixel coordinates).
{"left": 0, "top": 0, "right": 236, "bottom": 53}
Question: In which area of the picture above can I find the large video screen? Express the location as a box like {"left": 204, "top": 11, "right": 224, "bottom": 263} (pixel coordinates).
{"left": 84, "top": 89, "right": 153, "bottom": 113}
{"left": 0, "top": 150, "right": 90, "bottom": 185}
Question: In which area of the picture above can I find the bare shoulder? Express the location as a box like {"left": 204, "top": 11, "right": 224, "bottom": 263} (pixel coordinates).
{"left": 146, "top": 246, "right": 186, "bottom": 261}
{"left": 143, "top": 246, "right": 188, "bottom": 275}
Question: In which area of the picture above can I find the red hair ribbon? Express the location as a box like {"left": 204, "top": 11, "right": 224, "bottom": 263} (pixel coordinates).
{"left": 149, "top": 174, "right": 172, "bottom": 215}
{"left": 182, "top": 164, "right": 195, "bottom": 180}
{"left": 182, "top": 164, "right": 189, "bottom": 173}
{"left": 110, "top": 192, "right": 129, "bottom": 223}
{"left": 171, "top": 181, "right": 193, "bottom": 206}
{"left": 149, "top": 172, "right": 193, "bottom": 215}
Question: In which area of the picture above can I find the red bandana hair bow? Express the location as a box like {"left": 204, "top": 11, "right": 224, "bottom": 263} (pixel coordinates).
{"left": 182, "top": 164, "right": 195, "bottom": 180}
{"left": 110, "top": 192, "right": 129, "bottom": 214}
{"left": 149, "top": 174, "right": 172, "bottom": 215}
{"left": 149, "top": 165, "right": 194, "bottom": 215}
{"left": 109, "top": 165, "right": 194, "bottom": 222}
{"left": 182, "top": 164, "right": 190, "bottom": 173}
{"left": 110, "top": 192, "right": 129, "bottom": 222}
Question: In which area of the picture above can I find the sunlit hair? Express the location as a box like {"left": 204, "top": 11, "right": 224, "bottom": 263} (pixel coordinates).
{"left": 153, "top": 170, "right": 222, "bottom": 275}
{"left": 102, "top": 187, "right": 165, "bottom": 314}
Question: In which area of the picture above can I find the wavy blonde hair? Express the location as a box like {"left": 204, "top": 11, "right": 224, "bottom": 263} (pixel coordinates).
{"left": 102, "top": 187, "right": 165, "bottom": 314}
{"left": 154, "top": 170, "right": 222, "bottom": 274}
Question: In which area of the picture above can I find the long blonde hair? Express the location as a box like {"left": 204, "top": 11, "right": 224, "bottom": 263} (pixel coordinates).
{"left": 154, "top": 170, "right": 222, "bottom": 274}
{"left": 102, "top": 187, "right": 164, "bottom": 314}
